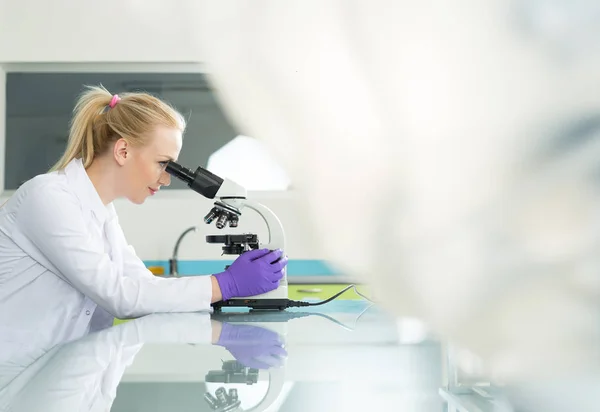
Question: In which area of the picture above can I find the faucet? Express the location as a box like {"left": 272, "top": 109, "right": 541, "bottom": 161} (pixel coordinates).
{"left": 169, "top": 226, "right": 197, "bottom": 276}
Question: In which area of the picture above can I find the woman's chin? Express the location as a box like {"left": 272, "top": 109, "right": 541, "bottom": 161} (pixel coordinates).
{"left": 127, "top": 194, "right": 148, "bottom": 205}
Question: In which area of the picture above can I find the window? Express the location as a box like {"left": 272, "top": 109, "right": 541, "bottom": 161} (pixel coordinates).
{"left": 4, "top": 67, "right": 290, "bottom": 191}
{"left": 207, "top": 135, "right": 291, "bottom": 191}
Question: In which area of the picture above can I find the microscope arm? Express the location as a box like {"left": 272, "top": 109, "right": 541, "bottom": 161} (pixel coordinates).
{"left": 242, "top": 200, "right": 285, "bottom": 250}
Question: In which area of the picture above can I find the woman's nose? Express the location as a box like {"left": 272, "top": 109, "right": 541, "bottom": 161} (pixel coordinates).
{"left": 159, "top": 171, "right": 171, "bottom": 187}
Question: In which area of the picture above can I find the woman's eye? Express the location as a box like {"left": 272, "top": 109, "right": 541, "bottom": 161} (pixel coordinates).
{"left": 158, "top": 161, "right": 168, "bottom": 167}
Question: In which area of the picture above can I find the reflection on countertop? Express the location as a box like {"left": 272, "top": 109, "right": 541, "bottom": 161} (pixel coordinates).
{"left": 0, "top": 300, "right": 445, "bottom": 412}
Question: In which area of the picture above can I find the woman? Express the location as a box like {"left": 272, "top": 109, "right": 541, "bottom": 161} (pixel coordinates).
{"left": 0, "top": 85, "right": 287, "bottom": 346}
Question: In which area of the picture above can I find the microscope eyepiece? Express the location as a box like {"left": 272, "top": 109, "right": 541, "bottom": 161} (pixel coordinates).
{"left": 164, "top": 161, "right": 195, "bottom": 185}
{"left": 165, "top": 160, "right": 224, "bottom": 199}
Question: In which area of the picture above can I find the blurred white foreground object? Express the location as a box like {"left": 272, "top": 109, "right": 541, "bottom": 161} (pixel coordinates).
{"left": 186, "top": 0, "right": 600, "bottom": 399}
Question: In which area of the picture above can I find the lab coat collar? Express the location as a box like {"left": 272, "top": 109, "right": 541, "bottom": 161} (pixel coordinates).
{"left": 64, "top": 158, "right": 114, "bottom": 223}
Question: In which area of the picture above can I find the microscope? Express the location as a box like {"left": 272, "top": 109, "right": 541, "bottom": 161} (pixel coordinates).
{"left": 165, "top": 161, "right": 289, "bottom": 311}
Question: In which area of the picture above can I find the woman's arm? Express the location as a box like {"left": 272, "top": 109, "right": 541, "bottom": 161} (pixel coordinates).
{"left": 13, "top": 182, "right": 214, "bottom": 318}
{"left": 110, "top": 215, "right": 223, "bottom": 304}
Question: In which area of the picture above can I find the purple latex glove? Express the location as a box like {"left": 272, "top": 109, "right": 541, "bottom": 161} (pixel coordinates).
{"left": 216, "top": 322, "right": 287, "bottom": 369}
{"left": 213, "top": 248, "right": 287, "bottom": 300}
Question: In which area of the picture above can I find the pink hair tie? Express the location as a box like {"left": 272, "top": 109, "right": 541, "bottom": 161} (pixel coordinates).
{"left": 109, "top": 94, "right": 121, "bottom": 109}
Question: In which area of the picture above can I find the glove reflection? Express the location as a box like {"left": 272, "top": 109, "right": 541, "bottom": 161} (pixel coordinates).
{"left": 215, "top": 322, "right": 287, "bottom": 369}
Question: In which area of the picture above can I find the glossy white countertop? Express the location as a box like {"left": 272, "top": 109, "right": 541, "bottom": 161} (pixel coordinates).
{"left": 0, "top": 300, "right": 447, "bottom": 412}
{"left": 5, "top": 298, "right": 596, "bottom": 412}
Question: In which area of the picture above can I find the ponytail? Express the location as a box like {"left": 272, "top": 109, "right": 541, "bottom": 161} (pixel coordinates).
{"left": 50, "top": 85, "right": 113, "bottom": 171}
{"left": 50, "top": 84, "right": 186, "bottom": 172}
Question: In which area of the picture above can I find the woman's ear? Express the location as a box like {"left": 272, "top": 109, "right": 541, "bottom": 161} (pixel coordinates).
{"left": 113, "top": 138, "right": 129, "bottom": 166}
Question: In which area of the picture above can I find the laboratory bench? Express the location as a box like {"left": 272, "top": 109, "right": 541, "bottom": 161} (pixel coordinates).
{"left": 0, "top": 299, "right": 455, "bottom": 412}
{"left": 1, "top": 296, "right": 536, "bottom": 412}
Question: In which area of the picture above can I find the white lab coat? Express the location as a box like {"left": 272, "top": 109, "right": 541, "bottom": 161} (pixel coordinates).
{"left": 0, "top": 158, "right": 213, "bottom": 371}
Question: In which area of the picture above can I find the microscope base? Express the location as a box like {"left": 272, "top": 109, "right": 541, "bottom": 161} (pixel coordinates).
{"left": 212, "top": 298, "right": 289, "bottom": 311}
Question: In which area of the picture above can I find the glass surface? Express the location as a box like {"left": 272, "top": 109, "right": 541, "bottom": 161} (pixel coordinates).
{"left": 0, "top": 300, "right": 446, "bottom": 411}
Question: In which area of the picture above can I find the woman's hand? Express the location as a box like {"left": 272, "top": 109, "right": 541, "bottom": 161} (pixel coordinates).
{"left": 212, "top": 248, "right": 288, "bottom": 301}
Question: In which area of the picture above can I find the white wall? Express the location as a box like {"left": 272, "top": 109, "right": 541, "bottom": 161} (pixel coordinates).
{"left": 0, "top": 1, "right": 327, "bottom": 265}
{"left": 111, "top": 191, "right": 323, "bottom": 262}
{"left": 0, "top": 0, "right": 205, "bottom": 63}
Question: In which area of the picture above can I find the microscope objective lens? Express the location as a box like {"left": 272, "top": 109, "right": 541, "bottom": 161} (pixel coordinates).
{"left": 216, "top": 214, "right": 228, "bottom": 229}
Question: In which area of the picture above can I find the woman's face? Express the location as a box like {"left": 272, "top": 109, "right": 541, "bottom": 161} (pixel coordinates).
{"left": 121, "top": 126, "right": 183, "bottom": 204}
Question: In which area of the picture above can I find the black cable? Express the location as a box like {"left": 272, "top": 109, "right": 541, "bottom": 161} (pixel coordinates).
{"left": 286, "top": 284, "right": 374, "bottom": 308}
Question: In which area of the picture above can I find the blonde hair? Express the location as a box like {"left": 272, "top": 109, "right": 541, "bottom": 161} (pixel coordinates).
{"left": 50, "top": 85, "right": 186, "bottom": 171}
